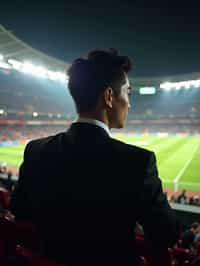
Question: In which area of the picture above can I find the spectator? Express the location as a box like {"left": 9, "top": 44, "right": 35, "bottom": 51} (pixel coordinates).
{"left": 170, "top": 194, "right": 176, "bottom": 203}
{"left": 177, "top": 189, "right": 187, "bottom": 204}
{"left": 189, "top": 196, "right": 195, "bottom": 205}
{"left": 134, "top": 222, "right": 144, "bottom": 236}
{"left": 0, "top": 163, "right": 7, "bottom": 174}
{"left": 3, "top": 171, "right": 14, "bottom": 192}
{"left": 10, "top": 49, "right": 179, "bottom": 266}
{"left": 181, "top": 222, "right": 200, "bottom": 250}
{"left": 195, "top": 231, "right": 200, "bottom": 255}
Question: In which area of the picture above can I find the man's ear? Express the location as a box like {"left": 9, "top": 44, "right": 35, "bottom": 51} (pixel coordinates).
{"left": 104, "top": 87, "right": 113, "bottom": 108}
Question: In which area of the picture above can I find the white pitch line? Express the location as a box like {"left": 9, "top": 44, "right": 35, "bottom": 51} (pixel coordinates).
{"left": 178, "top": 181, "right": 200, "bottom": 187}
{"left": 174, "top": 144, "right": 200, "bottom": 183}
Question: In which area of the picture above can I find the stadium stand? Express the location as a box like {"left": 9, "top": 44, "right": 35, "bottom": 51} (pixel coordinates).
{"left": 1, "top": 66, "right": 200, "bottom": 121}
{"left": 0, "top": 69, "right": 75, "bottom": 118}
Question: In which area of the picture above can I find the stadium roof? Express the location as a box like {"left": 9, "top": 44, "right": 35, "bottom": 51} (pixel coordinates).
{"left": 1, "top": 24, "right": 200, "bottom": 88}
{"left": 0, "top": 24, "right": 69, "bottom": 72}
{"left": 133, "top": 72, "right": 200, "bottom": 86}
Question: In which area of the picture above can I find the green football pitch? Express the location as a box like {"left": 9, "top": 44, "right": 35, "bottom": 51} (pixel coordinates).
{"left": 0, "top": 134, "right": 200, "bottom": 192}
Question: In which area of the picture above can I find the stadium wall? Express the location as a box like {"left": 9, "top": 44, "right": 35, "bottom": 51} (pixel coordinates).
{"left": 0, "top": 140, "right": 27, "bottom": 147}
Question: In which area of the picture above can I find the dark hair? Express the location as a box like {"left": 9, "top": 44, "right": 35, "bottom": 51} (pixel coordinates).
{"left": 191, "top": 222, "right": 200, "bottom": 230}
{"left": 67, "top": 48, "right": 132, "bottom": 113}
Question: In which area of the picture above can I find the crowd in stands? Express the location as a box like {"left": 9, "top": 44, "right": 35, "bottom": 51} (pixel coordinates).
{"left": 0, "top": 69, "right": 75, "bottom": 116}
{"left": 130, "top": 88, "right": 200, "bottom": 119}
{"left": 0, "top": 123, "right": 200, "bottom": 143}
{"left": 169, "top": 190, "right": 200, "bottom": 207}
{"left": 124, "top": 123, "right": 200, "bottom": 135}
{"left": 135, "top": 220, "right": 200, "bottom": 250}
{"left": 134, "top": 220, "right": 200, "bottom": 265}
{"left": 1, "top": 68, "right": 200, "bottom": 121}
{"left": 0, "top": 125, "right": 67, "bottom": 142}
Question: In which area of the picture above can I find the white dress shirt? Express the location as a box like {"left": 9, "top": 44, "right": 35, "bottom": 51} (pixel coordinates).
{"left": 75, "top": 117, "right": 111, "bottom": 137}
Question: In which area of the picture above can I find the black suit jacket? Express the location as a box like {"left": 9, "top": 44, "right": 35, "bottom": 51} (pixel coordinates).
{"left": 11, "top": 123, "right": 179, "bottom": 265}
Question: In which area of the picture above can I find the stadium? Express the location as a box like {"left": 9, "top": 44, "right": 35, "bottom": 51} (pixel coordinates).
{"left": 0, "top": 23, "right": 200, "bottom": 265}
{"left": 0, "top": 24, "right": 199, "bottom": 196}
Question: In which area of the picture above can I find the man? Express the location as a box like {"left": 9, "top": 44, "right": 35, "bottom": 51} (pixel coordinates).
{"left": 10, "top": 49, "right": 179, "bottom": 265}
{"left": 182, "top": 222, "right": 200, "bottom": 250}
{"left": 177, "top": 189, "right": 187, "bottom": 204}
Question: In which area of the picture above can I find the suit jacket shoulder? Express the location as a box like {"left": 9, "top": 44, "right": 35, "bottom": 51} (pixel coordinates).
{"left": 109, "top": 136, "right": 154, "bottom": 167}
{"left": 24, "top": 132, "right": 67, "bottom": 163}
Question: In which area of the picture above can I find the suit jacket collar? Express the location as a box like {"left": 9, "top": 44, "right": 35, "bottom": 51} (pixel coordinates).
{"left": 67, "top": 122, "right": 111, "bottom": 139}
{"left": 75, "top": 117, "right": 111, "bottom": 137}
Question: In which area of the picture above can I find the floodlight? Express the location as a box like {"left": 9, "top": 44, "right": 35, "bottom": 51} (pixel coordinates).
{"left": 160, "top": 82, "right": 172, "bottom": 90}
{"left": 192, "top": 80, "right": 200, "bottom": 88}
{"left": 22, "top": 62, "right": 35, "bottom": 74}
{"left": 181, "top": 81, "right": 190, "bottom": 89}
{"left": 161, "top": 78, "right": 200, "bottom": 91}
{"left": 47, "top": 70, "right": 58, "bottom": 81}
{"left": 36, "top": 66, "right": 48, "bottom": 78}
{"left": 33, "top": 112, "right": 38, "bottom": 117}
{"left": 0, "top": 61, "right": 11, "bottom": 69}
{"left": 0, "top": 109, "right": 4, "bottom": 115}
{"left": 0, "top": 54, "right": 4, "bottom": 61}
{"left": 4, "top": 57, "right": 68, "bottom": 84}
{"left": 56, "top": 72, "right": 66, "bottom": 82}
{"left": 184, "top": 83, "right": 190, "bottom": 89}
{"left": 8, "top": 59, "right": 22, "bottom": 71}
{"left": 174, "top": 83, "right": 182, "bottom": 90}
{"left": 21, "top": 62, "right": 47, "bottom": 79}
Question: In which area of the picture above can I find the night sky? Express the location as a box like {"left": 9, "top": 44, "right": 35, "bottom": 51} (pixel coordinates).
{"left": 1, "top": 1, "right": 200, "bottom": 77}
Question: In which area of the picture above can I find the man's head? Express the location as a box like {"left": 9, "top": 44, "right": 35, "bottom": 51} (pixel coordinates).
{"left": 191, "top": 222, "right": 200, "bottom": 234}
{"left": 67, "top": 49, "right": 132, "bottom": 129}
{"left": 181, "top": 189, "right": 186, "bottom": 196}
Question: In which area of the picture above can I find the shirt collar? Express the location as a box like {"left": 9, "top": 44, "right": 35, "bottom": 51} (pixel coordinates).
{"left": 74, "top": 117, "right": 111, "bottom": 137}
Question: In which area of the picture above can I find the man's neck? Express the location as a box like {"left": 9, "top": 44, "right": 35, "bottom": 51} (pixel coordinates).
{"left": 78, "top": 112, "right": 110, "bottom": 128}
{"left": 76, "top": 116, "right": 111, "bottom": 136}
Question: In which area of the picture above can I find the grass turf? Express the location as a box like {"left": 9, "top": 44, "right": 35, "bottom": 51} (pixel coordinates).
{"left": 0, "top": 135, "right": 200, "bottom": 192}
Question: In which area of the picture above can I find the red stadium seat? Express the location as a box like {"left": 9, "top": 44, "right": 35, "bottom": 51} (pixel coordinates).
{"left": 135, "top": 236, "right": 173, "bottom": 266}
{"left": 16, "top": 245, "right": 65, "bottom": 266}
{"left": 0, "top": 214, "right": 40, "bottom": 265}
{"left": 0, "top": 188, "right": 9, "bottom": 210}
{"left": 172, "top": 247, "right": 190, "bottom": 266}
{"left": 140, "top": 256, "right": 148, "bottom": 266}
{"left": 0, "top": 215, "right": 40, "bottom": 250}
{"left": 193, "top": 241, "right": 200, "bottom": 257}
{"left": 177, "top": 239, "right": 183, "bottom": 248}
